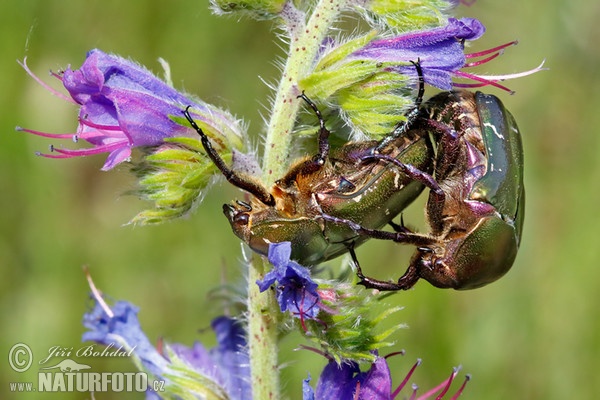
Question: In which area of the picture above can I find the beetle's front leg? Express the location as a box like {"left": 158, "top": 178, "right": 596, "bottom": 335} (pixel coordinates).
{"left": 297, "top": 92, "right": 330, "bottom": 165}
{"left": 375, "top": 59, "right": 425, "bottom": 152}
{"left": 183, "top": 106, "right": 275, "bottom": 206}
{"left": 277, "top": 94, "right": 331, "bottom": 187}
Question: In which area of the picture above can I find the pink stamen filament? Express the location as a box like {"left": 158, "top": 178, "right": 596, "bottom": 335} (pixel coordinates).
{"left": 464, "top": 51, "right": 502, "bottom": 68}
{"left": 416, "top": 366, "right": 460, "bottom": 400}
{"left": 38, "top": 139, "right": 128, "bottom": 159}
{"left": 465, "top": 41, "right": 517, "bottom": 59}
{"left": 17, "top": 127, "right": 78, "bottom": 140}
{"left": 79, "top": 118, "right": 123, "bottom": 132}
{"left": 448, "top": 374, "right": 470, "bottom": 400}
{"left": 19, "top": 125, "right": 127, "bottom": 144}
{"left": 392, "top": 358, "right": 422, "bottom": 398}
{"left": 53, "top": 140, "right": 128, "bottom": 156}
{"left": 409, "top": 383, "right": 418, "bottom": 400}
{"left": 18, "top": 58, "right": 76, "bottom": 104}
{"left": 453, "top": 71, "right": 513, "bottom": 93}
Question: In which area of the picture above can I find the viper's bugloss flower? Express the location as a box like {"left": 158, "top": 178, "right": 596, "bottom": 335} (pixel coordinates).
{"left": 351, "top": 17, "right": 544, "bottom": 92}
{"left": 257, "top": 242, "right": 322, "bottom": 323}
{"left": 18, "top": 49, "right": 245, "bottom": 171}
{"left": 83, "top": 278, "right": 250, "bottom": 399}
{"left": 169, "top": 317, "right": 251, "bottom": 400}
{"left": 301, "top": 17, "right": 543, "bottom": 138}
{"left": 257, "top": 243, "right": 405, "bottom": 361}
{"left": 18, "top": 49, "right": 252, "bottom": 224}
{"left": 83, "top": 298, "right": 169, "bottom": 377}
{"left": 303, "top": 353, "right": 470, "bottom": 400}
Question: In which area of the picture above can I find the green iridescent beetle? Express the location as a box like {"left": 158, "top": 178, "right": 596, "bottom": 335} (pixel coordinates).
{"left": 336, "top": 90, "right": 525, "bottom": 290}
{"left": 183, "top": 91, "right": 435, "bottom": 266}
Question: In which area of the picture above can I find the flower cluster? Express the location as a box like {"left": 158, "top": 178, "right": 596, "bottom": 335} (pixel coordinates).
{"left": 304, "top": 353, "right": 470, "bottom": 400}
{"left": 83, "top": 277, "right": 250, "bottom": 399}
{"left": 301, "top": 17, "right": 544, "bottom": 138}
{"left": 84, "top": 270, "right": 468, "bottom": 400}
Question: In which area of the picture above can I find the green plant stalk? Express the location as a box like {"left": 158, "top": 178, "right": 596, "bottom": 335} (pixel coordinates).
{"left": 246, "top": 0, "right": 348, "bottom": 398}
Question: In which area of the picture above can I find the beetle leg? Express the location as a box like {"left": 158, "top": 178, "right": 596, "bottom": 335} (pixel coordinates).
{"left": 389, "top": 214, "right": 411, "bottom": 233}
{"left": 348, "top": 244, "right": 420, "bottom": 291}
{"left": 376, "top": 59, "right": 425, "bottom": 152}
{"left": 321, "top": 213, "right": 434, "bottom": 246}
{"left": 297, "top": 92, "right": 330, "bottom": 165}
{"left": 361, "top": 153, "right": 444, "bottom": 197}
{"left": 183, "top": 106, "right": 275, "bottom": 206}
{"left": 277, "top": 93, "right": 332, "bottom": 188}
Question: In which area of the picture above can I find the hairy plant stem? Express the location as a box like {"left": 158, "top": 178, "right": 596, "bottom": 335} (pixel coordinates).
{"left": 245, "top": 0, "right": 347, "bottom": 398}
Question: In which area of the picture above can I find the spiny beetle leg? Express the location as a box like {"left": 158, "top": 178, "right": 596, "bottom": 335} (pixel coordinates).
{"left": 348, "top": 244, "right": 420, "bottom": 291}
{"left": 277, "top": 93, "right": 332, "bottom": 187}
{"left": 321, "top": 213, "right": 434, "bottom": 247}
{"left": 388, "top": 214, "right": 410, "bottom": 233}
{"left": 361, "top": 153, "right": 444, "bottom": 198}
{"left": 376, "top": 59, "right": 425, "bottom": 152}
{"left": 183, "top": 106, "right": 275, "bottom": 206}
{"left": 297, "top": 92, "right": 330, "bottom": 165}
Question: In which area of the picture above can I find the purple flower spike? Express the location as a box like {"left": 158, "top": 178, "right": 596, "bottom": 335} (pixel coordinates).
{"left": 257, "top": 242, "right": 321, "bottom": 324}
{"left": 82, "top": 297, "right": 169, "bottom": 377}
{"left": 18, "top": 50, "right": 207, "bottom": 170}
{"left": 171, "top": 317, "right": 251, "bottom": 400}
{"left": 83, "top": 273, "right": 251, "bottom": 400}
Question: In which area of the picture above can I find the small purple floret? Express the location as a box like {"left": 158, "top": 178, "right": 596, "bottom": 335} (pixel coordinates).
{"left": 257, "top": 242, "right": 321, "bottom": 322}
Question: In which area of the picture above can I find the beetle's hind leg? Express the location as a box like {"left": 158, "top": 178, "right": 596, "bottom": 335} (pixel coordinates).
{"left": 321, "top": 213, "right": 434, "bottom": 246}
{"left": 347, "top": 244, "right": 420, "bottom": 291}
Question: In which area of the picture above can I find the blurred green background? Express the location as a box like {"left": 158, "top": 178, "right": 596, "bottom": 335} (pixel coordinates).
{"left": 1, "top": 1, "right": 598, "bottom": 399}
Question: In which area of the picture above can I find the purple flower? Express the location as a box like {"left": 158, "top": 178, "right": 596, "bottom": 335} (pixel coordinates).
{"left": 83, "top": 282, "right": 250, "bottom": 399}
{"left": 256, "top": 242, "right": 321, "bottom": 323}
{"left": 18, "top": 49, "right": 243, "bottom": 170}
{"left": 82, "top": 298, "right": 169, "bottom": 377}
{"left": 303, "top": 353, "right": 470, "bottom": 400}
{"left": 351, "top": 18, "right": 543, "bottom": 92}
{"left": 170, "top": 317, "right": 251, "bottom": 400}
{"left": 315, "top": 357, "right": 392, "bottom": 399}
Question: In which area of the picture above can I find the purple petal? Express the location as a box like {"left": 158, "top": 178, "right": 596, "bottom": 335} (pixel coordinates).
{"left": 267, "top": 241, "right": 293, "bottom": 268}
{"left": 82, "top": 300, "right": 168, "bottom": 376}
{"left": 316, "top": 360, "right": 361, "bottom": 399}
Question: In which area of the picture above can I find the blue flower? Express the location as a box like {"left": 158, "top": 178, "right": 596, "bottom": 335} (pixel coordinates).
{"left": 315, "top": 357, "right": 392, "bottom": 399}
{"left": 83, "top": 285, "right": 250, "bottom": 399}
{"left": 82, "top": 299, "right": 169, "bottom": 376}
{"left": 256, "top": 242, "right": 321, "bottom": 322}
{"left": 170, "top": 317, "right": 251, "bottom": 400}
